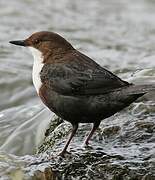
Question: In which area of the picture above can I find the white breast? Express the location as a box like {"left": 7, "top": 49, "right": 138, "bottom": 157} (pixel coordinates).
{"left": 29, "top": 47, "right": 44, "bottom": 94}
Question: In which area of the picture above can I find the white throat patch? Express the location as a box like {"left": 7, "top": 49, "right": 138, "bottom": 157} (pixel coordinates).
{"left": 29, "top": 47, "right": 44, "bottom": 94}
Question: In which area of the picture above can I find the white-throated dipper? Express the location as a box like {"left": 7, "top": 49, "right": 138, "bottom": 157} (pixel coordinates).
{"left": 10, "top": 31, "right": 155, "bottom": 156}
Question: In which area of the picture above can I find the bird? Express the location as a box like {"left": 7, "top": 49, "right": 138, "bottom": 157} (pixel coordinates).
{"left": 9, "top": 31, "right": 155, "bottom": 156}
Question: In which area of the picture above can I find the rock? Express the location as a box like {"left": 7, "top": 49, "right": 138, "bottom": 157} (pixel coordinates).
{"left": 34, "top": 110, "right": 155, "bottom": 180}
{"left": 1, "top": 109, "right": 155, "bottom": 180}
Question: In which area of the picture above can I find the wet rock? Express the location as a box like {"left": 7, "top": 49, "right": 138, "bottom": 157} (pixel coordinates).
{"left": 32, "top": 168, "right": 57, "bottom": 180}
{"left": 1, "top": 107, "right": 155, "bottom": 180}
{"left": 102, "top": 125, "right": 121, "bottom": 138}
{"left": 34, "top": 110, "right": 155, "bottom": 180}
{"left": 135, "top": 121, "right": 155, "bottom": 133}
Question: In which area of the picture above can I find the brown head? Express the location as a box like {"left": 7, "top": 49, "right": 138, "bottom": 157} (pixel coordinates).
{"left": 10, "top": 31, "right": 74, "bottom": 63}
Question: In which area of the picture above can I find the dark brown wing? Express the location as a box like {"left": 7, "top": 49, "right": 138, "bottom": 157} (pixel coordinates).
{"left": 40, "top": 51, "right": 130, "bottom": 95}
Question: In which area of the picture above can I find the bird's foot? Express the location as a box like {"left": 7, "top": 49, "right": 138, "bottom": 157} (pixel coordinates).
{"left": 58, "top": 150, "right": 71, "bottom": 157}
{"left": 83, "top": 139, "right": 90, "bottom": 146}
{"left": 82, "top": 142, "right": 93, "bottom": 149}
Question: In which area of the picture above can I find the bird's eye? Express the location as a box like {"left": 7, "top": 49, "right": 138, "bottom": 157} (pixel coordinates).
{"left": 34, "top": 39, "right": 40, "bottom": 44}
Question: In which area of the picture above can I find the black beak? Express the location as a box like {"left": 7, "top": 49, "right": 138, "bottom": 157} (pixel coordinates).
{"left": 9, "top": 40, "right": 26, "bottom": 46}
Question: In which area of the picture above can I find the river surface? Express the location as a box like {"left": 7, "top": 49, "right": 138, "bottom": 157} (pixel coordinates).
{"left": 0, "top": 0, "right": 155, "bottom": 179}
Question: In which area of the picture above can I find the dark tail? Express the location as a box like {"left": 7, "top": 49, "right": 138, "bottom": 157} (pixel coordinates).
{"left": 122, "top": 84, "right": 155, "bottom": 96}
{"left": 102, "top": 84, "right": 155, "bottom": 115}
{"left": 116, "top": 84, "right": 155, "bottom": 105}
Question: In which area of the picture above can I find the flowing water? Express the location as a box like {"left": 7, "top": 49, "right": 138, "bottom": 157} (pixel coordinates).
{"left": 0, "top": 0, "right": 155, "bottom": 179}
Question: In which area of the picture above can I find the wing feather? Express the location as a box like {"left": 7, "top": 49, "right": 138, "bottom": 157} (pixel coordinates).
{"left": 40, "top": 51, "right": 130, "bottom": 95}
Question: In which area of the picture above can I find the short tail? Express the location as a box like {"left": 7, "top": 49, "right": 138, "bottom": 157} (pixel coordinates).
{"left": 123, "top": 84, "right": 155, "bottom": 96}
{"left": 116, "top": 84, "right": 155, "bottom": 104}
{"left": 105, "top": 84, "right": 155, "bottom": 113}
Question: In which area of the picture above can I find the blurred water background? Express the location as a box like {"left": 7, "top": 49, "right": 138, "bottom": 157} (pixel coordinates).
{"left": 0, "top": 0, "right": 155, "bottom": 179}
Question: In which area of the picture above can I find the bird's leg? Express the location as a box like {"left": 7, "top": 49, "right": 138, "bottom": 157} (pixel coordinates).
{"left": 59, "top": 124, "right": 78, "bottom": 157}
{"left": 84, "top": 121, "right": 100, "bottom": 146}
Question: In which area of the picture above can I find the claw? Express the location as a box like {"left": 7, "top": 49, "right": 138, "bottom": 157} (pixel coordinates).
{"left": 58, "top": 150, "right": 71, "bottom": 157}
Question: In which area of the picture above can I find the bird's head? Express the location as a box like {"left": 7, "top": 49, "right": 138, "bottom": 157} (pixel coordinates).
{"left": 10, "top": 31, "right": 74, "bottom": 63}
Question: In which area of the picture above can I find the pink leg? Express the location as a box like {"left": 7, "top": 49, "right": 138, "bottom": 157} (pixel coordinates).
{"left": 59, "top": 124, "right": 78, "bottom": 157}
{"left": 84, "top": 122, "right": 100, "bottom": 146}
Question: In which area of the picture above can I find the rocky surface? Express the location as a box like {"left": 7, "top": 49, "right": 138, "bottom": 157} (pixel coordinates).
{"left": 0, "top": 96, "right": 155, "bottom": 180}
{"left": 34, "top": 98, "right": 155, "bottom": 180}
